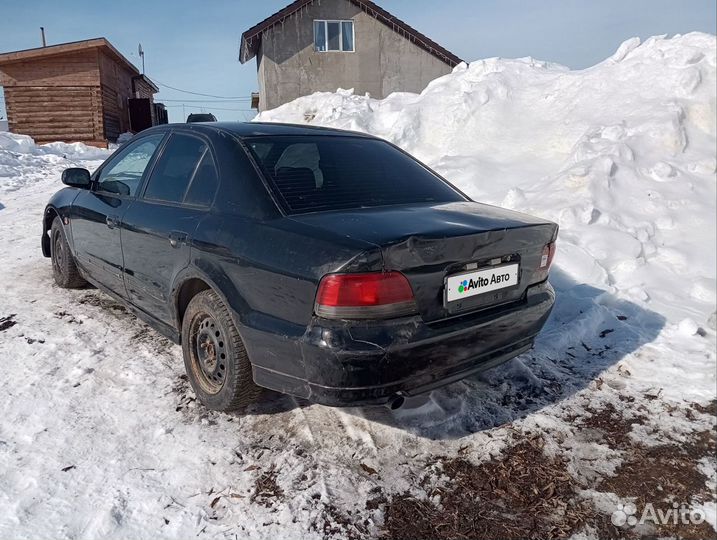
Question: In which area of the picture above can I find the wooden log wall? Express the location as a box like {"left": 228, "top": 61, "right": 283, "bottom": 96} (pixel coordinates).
{"left": 4, "top": 85, "right": 105, "bottom": 146}
{"left": 0, "top": 46, "right": 143, "bottom": 147}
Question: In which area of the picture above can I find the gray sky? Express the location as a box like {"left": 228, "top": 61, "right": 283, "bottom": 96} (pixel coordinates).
{"left": 0, "top": 0, "right": 715, "bottom": 122}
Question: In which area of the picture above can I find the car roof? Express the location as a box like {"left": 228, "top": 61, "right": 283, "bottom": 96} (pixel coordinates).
{"left": 151, "top": 121, "right": 376, "bottom": 139}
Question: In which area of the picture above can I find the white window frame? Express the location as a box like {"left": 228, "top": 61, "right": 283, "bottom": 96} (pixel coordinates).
{"left": 313, "top": 19, "right": 355, "bottom": 52}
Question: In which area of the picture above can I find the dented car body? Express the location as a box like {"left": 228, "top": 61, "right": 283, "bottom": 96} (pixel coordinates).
{"left": 42, "top": 122, "right": 557, "bottom": 408}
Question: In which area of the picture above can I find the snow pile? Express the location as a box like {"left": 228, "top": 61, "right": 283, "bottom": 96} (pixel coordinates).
{"left": 258, "top": 33, "right": 717, "bottom": 403}
{"left": 116, "top": 131, "right": 134, "bottom": 145}
{"left": 0, "top": 132, "right": 110, "bottom": 191}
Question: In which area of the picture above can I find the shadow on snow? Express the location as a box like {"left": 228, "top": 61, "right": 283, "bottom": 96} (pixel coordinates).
{"left": 244, "top": 266, "right": 666, "bottom": 440}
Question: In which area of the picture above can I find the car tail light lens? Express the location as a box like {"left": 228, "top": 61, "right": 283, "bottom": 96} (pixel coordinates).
{"left": 315, "top": 271, "right": 417, "bottom": 319}
{"left": 534, "top": 241, "right": 557, "bottom": 283}
{"left": 540, "top": 242, "right": 556, "bottom": 269}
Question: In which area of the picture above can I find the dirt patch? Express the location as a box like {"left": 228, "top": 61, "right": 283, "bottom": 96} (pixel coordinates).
{"left": 578, "top": 402, "right": 647, "bottom": 450}
{"left": 378, "top": 425, "right": 715, "bottom": 540}
{"left": 250, "top": 466, "right": 284, "bottom": 508}
{"left": 54, "top": 310, "right": 83, "bottom": 324}
{"left": 382, "top": 436, "right": 603, "bottom": 540}
{"left": 171, "top": 374, "right": 199, "bottom": 415}
{"left": 78, "top": 293, "right": 127, "bottom": 314}
{"left": 0, "top": 314, "right": 17, "bottom": 332}
{"left": 692, "top": 400, "right": 717, "bottom": 418}
{"left": 316, "top": 504, "right": 368, "bottom": 540}
{"left": 131, "top": 326, "right": 175, "bottom": 355}
{"left": 365, "top": 486, "right": 388, "bottom": 511}
{"left": 597, "top": 429, "right": 717, "bottom": 539}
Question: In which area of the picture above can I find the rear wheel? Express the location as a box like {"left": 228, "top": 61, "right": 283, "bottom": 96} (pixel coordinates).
{"left": 181, "top": 289, "right": 261, "bottom": 411}
{"left": 50, "top": 216, "right": 86, "bottom": 289}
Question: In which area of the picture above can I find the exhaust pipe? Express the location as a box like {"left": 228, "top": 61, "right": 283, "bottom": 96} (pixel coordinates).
{"left": 385, "top": 394, "right": 405, "bottom": 410}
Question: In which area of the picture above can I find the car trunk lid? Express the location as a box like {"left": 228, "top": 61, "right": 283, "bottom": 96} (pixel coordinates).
{"left": 290, "top": 201, "right": 558, "bottom": 322}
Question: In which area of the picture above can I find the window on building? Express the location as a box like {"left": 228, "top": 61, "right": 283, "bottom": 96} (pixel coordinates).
{"left": 314, "top": 20, "right": 354, "bottom": 52}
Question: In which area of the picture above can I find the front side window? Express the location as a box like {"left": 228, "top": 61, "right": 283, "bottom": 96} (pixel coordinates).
{"left": 96, "top": 134, "right": 164, "bottom": 196}
{"left": 314, "top": 20, "right": 354, "bottom": 52}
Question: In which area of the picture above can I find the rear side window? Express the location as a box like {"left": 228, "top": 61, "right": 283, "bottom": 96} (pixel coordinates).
{"left": 245, "top": 136, "right": 463, "bottom": 213}
{"left": 184, "top": 151, "right": 219, "bottom": 206}
{"left": 143, "top": 133, "right": 216, "bottom": 205}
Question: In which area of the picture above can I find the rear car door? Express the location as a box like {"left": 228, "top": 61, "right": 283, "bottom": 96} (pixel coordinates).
{"left": 71, "top": 134, "right": 164, "bottom": 296}
{"left": 121, "top": 131, "right": 220, "bottom": 325}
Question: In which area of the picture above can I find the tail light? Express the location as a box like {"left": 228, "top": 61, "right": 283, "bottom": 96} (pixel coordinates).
{"left": 534, "top": 242, "right": 556, "bottom": 283}
{"left": 315, "top": 271, "right": 417, "bottom": 319}
{"left": 540, "top": 242, "right": 556, "bottom": 270}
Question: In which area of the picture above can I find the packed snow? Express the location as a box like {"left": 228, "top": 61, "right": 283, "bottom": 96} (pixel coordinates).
{"left": 0, "top": 33, "right": 715, "bottom": 538}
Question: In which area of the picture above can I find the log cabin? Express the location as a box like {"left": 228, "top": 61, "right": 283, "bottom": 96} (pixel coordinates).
{"left": 0, "top": 37, "right": 164, "bottom": 147}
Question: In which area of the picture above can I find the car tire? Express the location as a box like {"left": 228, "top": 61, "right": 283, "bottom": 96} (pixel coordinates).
{"left": 182, "top": 289, "right": 261, "bottom": 411}
{"left": 51, "top": 216, "right": 87, "bottom": 289}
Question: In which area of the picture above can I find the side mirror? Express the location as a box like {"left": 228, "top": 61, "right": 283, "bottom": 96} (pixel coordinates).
{"left": 61, "top": 167, "right": 92, "bottom": 188}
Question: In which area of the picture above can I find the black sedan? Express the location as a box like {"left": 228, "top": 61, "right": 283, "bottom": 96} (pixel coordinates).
{"left": 42, "top": 122, "right": 558, "bottom": 411}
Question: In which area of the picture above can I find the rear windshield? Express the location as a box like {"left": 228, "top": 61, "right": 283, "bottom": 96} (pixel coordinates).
{"left": 243, "top": 136, "right": 464, "bottom": 214}
{"left": 187, "top": 114, "right": 216, "bottom": 122}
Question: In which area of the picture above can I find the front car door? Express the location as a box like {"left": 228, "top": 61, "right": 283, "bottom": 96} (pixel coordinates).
{"left": 121, "top": 131, "right": 220, "bottom": 325}
{"left": 70, "top": 133, "right": 165, "bottom": 296}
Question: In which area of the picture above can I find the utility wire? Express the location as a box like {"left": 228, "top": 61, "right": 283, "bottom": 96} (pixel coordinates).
{"left": 164, "top": 105, "right": 255, "bottom": 112}
{"left": 148, "top": 75, "right": 251, "bottom": 100}
{"left": 159, "top": 98, "right": 252, "bottom": 103}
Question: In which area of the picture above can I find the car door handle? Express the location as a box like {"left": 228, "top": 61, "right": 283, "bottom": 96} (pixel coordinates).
{"left": 168, "top": 231, "right": 188, "bottom": 248}
{"left": 106, "top": 215, "right": 120, "bottom": 229}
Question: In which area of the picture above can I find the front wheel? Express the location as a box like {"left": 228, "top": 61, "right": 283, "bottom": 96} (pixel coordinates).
{"left": 50, "top": 216, "right": 86, "bottom": 289}
{"left": 181, "top": 290, "right": 261, "bottom": 411}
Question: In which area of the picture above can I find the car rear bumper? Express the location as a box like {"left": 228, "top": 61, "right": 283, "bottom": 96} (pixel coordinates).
{"left": 249, "top": 280, "right": 555, "bottom": 407}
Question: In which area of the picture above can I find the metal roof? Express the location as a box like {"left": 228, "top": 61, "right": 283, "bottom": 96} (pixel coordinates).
{"left": 239, "top": 0, "right": 463, "bottom": 68}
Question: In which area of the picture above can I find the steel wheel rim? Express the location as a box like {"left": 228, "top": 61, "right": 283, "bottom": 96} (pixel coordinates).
{"left": 52, "top": 230, "right": 64, "bottom": 276}
{"left": 189, "top": 312, "right": 227, "bottom": 395}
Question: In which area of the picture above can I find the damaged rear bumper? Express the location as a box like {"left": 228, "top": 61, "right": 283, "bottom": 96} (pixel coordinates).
{"left": 248, "top": 281, "right": 555, "bottom": 407}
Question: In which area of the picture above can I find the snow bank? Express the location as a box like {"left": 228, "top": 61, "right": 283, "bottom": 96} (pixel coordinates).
{"left": 258, "top": 33, "right": 716, "bottom": 402}
{"left": 0, "top": 132, "right": 110, "bottom": 191}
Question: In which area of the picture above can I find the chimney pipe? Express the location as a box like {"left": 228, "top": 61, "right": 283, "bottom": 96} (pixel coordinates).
{"left": 40, "top": 27, "right": 46, "bottom": 47}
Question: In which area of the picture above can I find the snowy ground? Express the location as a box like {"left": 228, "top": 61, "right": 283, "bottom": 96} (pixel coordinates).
{"left": 1, "top": 34, "right": 716, "bottom": 539}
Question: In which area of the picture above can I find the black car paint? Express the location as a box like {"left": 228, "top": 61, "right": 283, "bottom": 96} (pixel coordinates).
{"left": 70, "top": 188, "right": 131, "bottom": 294}
{"left": 42, "top": 122, "right": 558, "bottom": 406}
